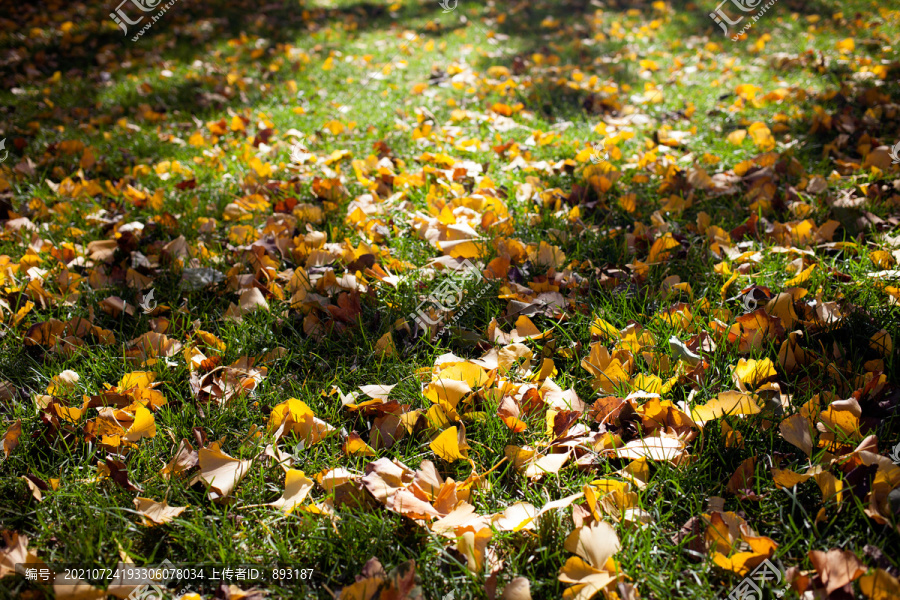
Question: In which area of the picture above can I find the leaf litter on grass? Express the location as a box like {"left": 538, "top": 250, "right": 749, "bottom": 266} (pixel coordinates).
{"left": 0, "top": 0, "right": 900, "bottom": 599}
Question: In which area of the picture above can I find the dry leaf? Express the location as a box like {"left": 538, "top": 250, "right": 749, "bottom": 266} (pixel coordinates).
{"left": 192, "top": 447, "right": 252, "bottom": 500}
{"left": 134, "top": 497, "right": 187, "bottom": 526}
{"left": 1, "top": 420, "right": 22, "bottom": 458}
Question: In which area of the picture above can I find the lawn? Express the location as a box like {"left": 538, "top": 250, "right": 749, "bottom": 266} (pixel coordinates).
{"left": 1, "top": 0, "right": 900, "bottom": 599}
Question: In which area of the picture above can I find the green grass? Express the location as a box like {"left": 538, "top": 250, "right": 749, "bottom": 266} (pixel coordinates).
{"left": 1, "top": 0, "right": 900, "bottom": 599}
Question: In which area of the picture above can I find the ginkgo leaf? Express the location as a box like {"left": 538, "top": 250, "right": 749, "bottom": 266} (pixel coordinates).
{"left": 435, "top": 362, "right": 488, "bottom": 388}
{"left": 727, "top": 130, "right": 747, "bottom": 145}
{"left": 614, "top": 436, "right": 688, "bottom": 464}
{"left": 359, "top": 384, "right": 396, "bottom": 401}
{"left": 860, "top": 569, "right": 900, "bottom": 600}
{"left": 779, "top": 413, "right": 814, "bottom": 456}
{"left": 501, "top": 577, "right": 532, "bottom": 600}
{"left": 522, "top": 452, "right": 570, "bottom": 479}
{"left": 374, "top": 332, "right": 397, "bottom": 358}
{"left": 429, "top": 426, "right": 469, "bottom": 462}
{"left": 456, "top": 525, "right": 492, "bottom": 572}
{"left": 162, "top": 439, "right": 198, "bottom": 480}
{"left": 344, "top": 432, "right": 377, "bottom": 457}
{"left": 192, "top": 447, "right": 252, "bottom": 500}
{"left": 809, "top": 549, "right": 866, "bottom": 595}
{"left": 0, "top": 531, "right": 46, "bottom": 579}
{"left": 563, "top": 520, "right": 620, "bottom": 568}
{"left": 247, "top": 469, "right": 314, "bottom": 514}
{"left": 497, "top": 396, "right": 527, "bottom": 433}
{"left": 668, "top": 336, "right": 701, "bottom": 367}
{"left": 492, "top": 502, "right": 539, "bottom": 532}
{"left": 732, "top": 358, "right": 776, "bottom": 391}
{"left": 268, "top": 398, "right": 336, "bottom": 446}
{"left": 748, "top": 122, "right": 775, "bottom": 151}
{"left": 1, "top": 420, "right": 21, "bottom": 458}
{"left": 691, "top": 391, "right": 760, "bottom": 423}
{"left": 424, "top": 379, "right": 471, "bottom": 413}
{"left": 134, "top": 497, "right": 187, "bottom": 526}
{"left": 785, "top": 263, "right": 816, "bottom": 287}
{"left": 122, "top": 405, "right": 156, "bottom": 442}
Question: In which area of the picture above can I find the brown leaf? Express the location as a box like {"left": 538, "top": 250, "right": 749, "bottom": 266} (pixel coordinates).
{"left": 552, "top": 410, "right": 581, "bottom": 439}
{"left": 726, "top": 457, "right": 758, "bottom": 497}
{"left": 501, "top": 577, "right": 532, "bottom": 600}
{"left": 2, "top": 420, "right": 22, "bottom": 457}
{"left": 338, "top": 556, "right": 386, "bottom": 599}
{"left": 379, "top": 559, "right": 424, "bottom": 600}
{"left": 672, "top": 516, "right": 707, "bottom": 558}
{"left": 0, "top": 381, "right": 16, "bottom": 403}
{"left": 98, "top": 459, "right": 142, "bottom": 492}
{"left": 780, "top": 413, "right": 814, "bottom": 456}
{"left": 191, "top": 447, "right": 252, "bottom": 500}
{"left": 161, "top": 439, "right": 199, "bottom": 479}
{"left": 370, "top": 414, "right": 406, "bottom": 450}
{"left": 808, "top": 548, "right": 866, "bottom": 595}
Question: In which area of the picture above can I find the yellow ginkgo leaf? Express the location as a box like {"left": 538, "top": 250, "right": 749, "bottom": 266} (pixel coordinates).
{"left": 748, "top": 122, "right": 775, "bottom": 151}
{"left": 246, "top": 469, "right": 314, "bottom": 514}
{"left": 860, "top": 569, "right": 900, "bottom": 600}
{"left": 435, "top": 363, "right": 488, "bottom": 388}
{"left": 727, "top": 130, "right": 747, "bottom": 145}
{"left": 647, "top": 233, "right": 680, "bottom": 263}
{"left": 122, "top": 405, "right": 156, "bottom": 443}
{"left": 785, "top": 263, "right": 816, "bottom": 287}
{"left": 424, "top": 378, "right": 471, "bottom": 414}
{"left": 118, "top": 371, "right": 156, "bottom": 389}
{"left": 732, "top": 358, "right": 776, "bottom": 390}
{"left": 188, "top": 131, "right": 205, "bottom": 146}
{"left": 429, "top": 426, "right": 468, "bottom": 462}
{"left": 836, "top": 38, "right": 855, "bottom": 53}
{"left": 343, "top": 432, "right": 377, "bottom": 457}
{"left": 268, "top": 398, "right": 336, "bottom": 446}
{"left": 691, "top": 391, "right": 761, "bottom": 423}
{"left": 374, "top": 331, "right": 396, "bottom": 358}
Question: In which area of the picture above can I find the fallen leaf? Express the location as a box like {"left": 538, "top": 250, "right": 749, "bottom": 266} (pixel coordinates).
{"left": 192, "top": 447, "right": 252, "bottom": 500}
{"left": 1, "top": 420, "right": 22, "bottom": 458}
{"left": 430, "top": 426, "right": 469, "bottom": 462}
{"left": 860, "top": 569, "right": 900, "bottom": 600}
{"left": 691, "top": 391, "right": 760, "bottom": 424}
{"left": 779, "top": 413, "right": 814, "bottom": 456}
{"left": 809, "top": 548, "right": 866, "bottom": 595}
{"left": 134, "top": 497, "right": 187, "bottom": 526}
